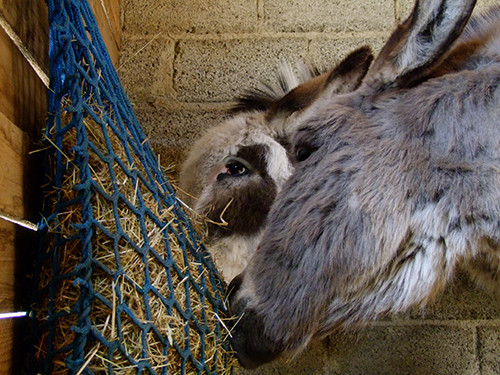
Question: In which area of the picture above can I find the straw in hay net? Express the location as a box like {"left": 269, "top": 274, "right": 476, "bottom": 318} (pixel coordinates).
{"left": 33, "top": 94, "right": 238, "bottom": 374}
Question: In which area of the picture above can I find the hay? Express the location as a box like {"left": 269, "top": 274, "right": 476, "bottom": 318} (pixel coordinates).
{"left": 34, "top": 95, "right": 238, "bottom": 374}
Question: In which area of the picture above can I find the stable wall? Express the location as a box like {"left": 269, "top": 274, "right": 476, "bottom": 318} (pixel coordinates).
{"left": 119, "top": 1, "right": 500, "bottom": 374}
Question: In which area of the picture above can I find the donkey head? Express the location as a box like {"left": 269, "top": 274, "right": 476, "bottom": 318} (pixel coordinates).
{"left": 179, "top": 49, "right": 372, "bottom": 281}
{"left": 228, "top": 0, "right": 495, "bottom": 368}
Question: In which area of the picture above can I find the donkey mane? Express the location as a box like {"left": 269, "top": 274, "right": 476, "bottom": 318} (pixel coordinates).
{"left": 231, "top": 62, "right": 322, "bottom": 114}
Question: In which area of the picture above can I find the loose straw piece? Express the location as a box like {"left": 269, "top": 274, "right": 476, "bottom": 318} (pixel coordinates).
{"left": 214, "top": 313, "right": 233, "bottom": 338}
{"left": 0, "top": 211, "right": 38, "bottom": 231}
{"left": 75, "top": 346, "right": 100, "bottom": 375}
{"left": 117, "top": 32, "right": 162, "bottom": 72}
{"left": 0, "top": 311, "right": 28, "bottom": 319}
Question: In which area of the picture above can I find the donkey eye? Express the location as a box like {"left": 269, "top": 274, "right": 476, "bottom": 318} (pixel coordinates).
{"left": 217, "top": 159, "right": 251, "bottom": 181}
{"left": 226, "top": 161, "right": 248, "bottom": 176}
{"left": 296, "top": 147, "right": 316, "bottom": 162}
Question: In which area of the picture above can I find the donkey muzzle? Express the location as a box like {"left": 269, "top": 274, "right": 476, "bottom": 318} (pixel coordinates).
{"left": 228, "top": 274, "right": 283, "bottom": 368}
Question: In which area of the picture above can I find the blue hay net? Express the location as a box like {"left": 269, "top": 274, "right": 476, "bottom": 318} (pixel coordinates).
{"left": 27, "top": 0, "right": 233, "bottom": 374}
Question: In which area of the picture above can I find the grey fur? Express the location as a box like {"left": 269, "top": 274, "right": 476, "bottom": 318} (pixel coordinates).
{"left": 230, "top": 0, "right": 500, "bottom": 369}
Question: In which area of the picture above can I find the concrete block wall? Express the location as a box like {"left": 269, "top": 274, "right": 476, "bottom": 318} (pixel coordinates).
{"left": 119, "top": 0, "right": 500, "bottom": 373}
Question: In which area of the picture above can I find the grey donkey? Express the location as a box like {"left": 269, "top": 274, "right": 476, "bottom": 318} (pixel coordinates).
{"left": 179, "top": 50, "right": 373, "bottom": 282}
{"left": 229, "top": 0, "right": 500, "bottom": 368}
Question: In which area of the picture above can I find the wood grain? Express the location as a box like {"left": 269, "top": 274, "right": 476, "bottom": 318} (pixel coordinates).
{"left": 0, "top": 221, "right": 16, "bottom": 312}
{"left": 0, "top": 110, "right": 28, "bottom": 312}
{"left": 0, "top": 319, "right": 15, "bottom": 373}
{"left": 89, "top": 0, "right": 121, "bottom": 66}
{"left": 102, "top": 0, "right": 122, "bottom": 49}
{"left": 0, "top": 111, "right": 29, "bottom": 218}
{"left": 0, "top": 0, "right": 49, "bottom": 72}
{"left": 0, "top": 26, "right": 46, "bottom": 139}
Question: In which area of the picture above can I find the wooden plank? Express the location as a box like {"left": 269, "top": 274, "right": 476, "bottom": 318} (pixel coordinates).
{"left": 0, "top": 317, "right": 29, "bottom": 373}
{"left": 0, "top": 26, "right": 46, "bottom": 139}
{"left": 0, "top": 111, "right": 29, "bottom": 218}
{"left": 0, "top": 221, "right": 16, "bottom": 312}
{"left": 0, "top": 0, "right": 121, "bottom": 73}
{"left": 0, "top": 111, "right": 29, "bottom": 312}
{"left": 0, "top": 114, "right": 35, "bottom": 375}
{"left": 0, "top": 0, "right": 121, "bottom": 138}
{"left": 0, "top": 5, "right": 43, "bottom": 374}
{"left": 89, "top": 0, "right": 121, "bottom": 67}
{"left": 0, "top": 319, "right": 15, "bottom": 373}
{"left": 0, "top": 113, "right": 34, "bottom": 375}
{"left": 0, "top": 0, "right": 49, "bottom": 73}
{"left": 102, "top": 0, "right": 122, "bottom": 49}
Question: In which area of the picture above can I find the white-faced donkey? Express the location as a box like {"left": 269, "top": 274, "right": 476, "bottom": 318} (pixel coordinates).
{"left": 179, "top": 49, "right": 372, "bottom": 282}
{"left": 229, "top": 0, "right": 500, "bottom": 368}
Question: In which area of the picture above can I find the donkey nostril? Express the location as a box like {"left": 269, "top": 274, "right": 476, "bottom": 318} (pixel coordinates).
{"left": 227, "top": 273, "right": 245, "bottom": 315}
{"left": 228, "top": 273, "right": 243, "bottom": 292}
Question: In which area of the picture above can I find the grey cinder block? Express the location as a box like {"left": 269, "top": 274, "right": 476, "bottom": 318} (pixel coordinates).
{"left": 174, "top": 37, "right": 309, "bottom": 102}
{"left": 122, "top": 0, "right": 258, "bottom": 35}
{"left": 263, "top": 0, "right": 394, "bottom": 33}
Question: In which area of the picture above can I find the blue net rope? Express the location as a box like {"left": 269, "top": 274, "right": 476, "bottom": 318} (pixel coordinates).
{"left": 27, "top": 0, "right": 234, "bottom": 374}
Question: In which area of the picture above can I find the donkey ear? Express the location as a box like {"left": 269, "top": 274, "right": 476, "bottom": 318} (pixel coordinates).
{"left": 322, "top": 46, "right": 374, "bottom": 95}
{"left": 368, "top": 0, "right": 476, "bottom": 88}
{"left": 268, "top": 47, "right": 373, "bottom": 117}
